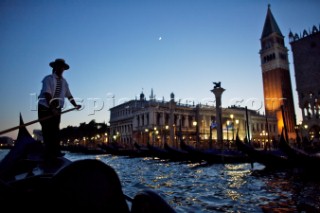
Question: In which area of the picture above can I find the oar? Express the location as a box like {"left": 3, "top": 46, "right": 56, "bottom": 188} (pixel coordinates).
{"left": 0, "top": 108, "right": 77, "bottom": 136}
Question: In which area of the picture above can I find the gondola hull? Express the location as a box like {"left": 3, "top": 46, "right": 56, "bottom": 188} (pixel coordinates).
{"left": 180, "top": 140, "right": 250, "bottom": 164}
{"left": 235, "top": 136, "right": 293, "bottom": 169}
{"left": 278, "top": 133, "right": 320, "bottom": 175}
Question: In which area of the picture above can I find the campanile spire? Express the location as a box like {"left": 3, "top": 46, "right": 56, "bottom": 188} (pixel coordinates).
{"left": 259, "top": 5, "right": 296, "bottom": 139}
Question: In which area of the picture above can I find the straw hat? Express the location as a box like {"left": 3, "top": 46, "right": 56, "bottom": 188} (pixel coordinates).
{"left": 49, "top": 58, "right": 70, "bottom": 70}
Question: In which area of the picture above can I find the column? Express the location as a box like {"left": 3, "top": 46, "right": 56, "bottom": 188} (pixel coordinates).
{"left": 210, "top": 84, "right": 225, "bottom": 146}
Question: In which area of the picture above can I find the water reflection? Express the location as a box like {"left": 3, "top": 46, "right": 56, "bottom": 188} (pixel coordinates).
{"left": 62, "top": 153, "right": 320, "bottom": 212}
{"left": 252, "top": 168, "right": 320, "bottom": 212}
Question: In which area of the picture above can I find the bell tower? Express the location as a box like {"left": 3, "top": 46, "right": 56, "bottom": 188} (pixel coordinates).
{"left": 259, "top": 5, "right": 296, "bottom": 139}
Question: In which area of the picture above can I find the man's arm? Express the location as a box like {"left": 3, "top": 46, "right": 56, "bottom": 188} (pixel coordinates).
{"left": 68, "top": 96, "right": 81, "bottom": 109}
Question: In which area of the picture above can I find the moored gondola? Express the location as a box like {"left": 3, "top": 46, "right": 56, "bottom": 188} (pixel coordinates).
{"left": 164, "top": 142, "right": 201, "bottom": 162}
{"left": 98, "top": 142, "right": 148, "bottom": 158}
{"left": 278, "top": 131, "right": 320, "bottom": 175}
{"left": 180, "top": 140, "right": 250, "bottom": 164}
{"left": 235, "top": 134, "right": 293, "bottom": 169}
{"left": 146, "top": 142, "right": 172, "bottom": 160}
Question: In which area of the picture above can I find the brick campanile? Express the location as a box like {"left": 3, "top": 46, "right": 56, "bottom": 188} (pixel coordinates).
{"left": 259, "top": 5, "right": 296, "bottom": 139}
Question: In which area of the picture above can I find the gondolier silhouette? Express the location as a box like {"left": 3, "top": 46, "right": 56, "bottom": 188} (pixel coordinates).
{"left": 38, "top": 58, "right": 81, "bottom": 160}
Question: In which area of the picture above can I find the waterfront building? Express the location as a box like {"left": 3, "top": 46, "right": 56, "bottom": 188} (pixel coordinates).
{"left": 109, "top": 90, "right": 278, "bottom": 149}
{"left": 259, "top": 5, "right": 296, "bottom": 140}
{"left": 0, "top": 136, "right": 14, "bottom": 148}
{"left": 289, "top": 24, "right": 320, "bottom": 140}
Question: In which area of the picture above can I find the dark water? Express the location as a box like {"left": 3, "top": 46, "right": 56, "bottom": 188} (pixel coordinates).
{"left": 2, "top": 150, "right": 320, "bottom": 212}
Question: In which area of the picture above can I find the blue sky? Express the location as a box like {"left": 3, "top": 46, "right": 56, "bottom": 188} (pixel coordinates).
{"left": 0, "top": 0, "right": 319, "bottom": 139}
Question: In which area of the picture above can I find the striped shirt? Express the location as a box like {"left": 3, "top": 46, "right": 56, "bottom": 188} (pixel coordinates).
{"left": 38, "top": 73, "right": 72, "bottom": 108}
{"left": 54, "top": 78, "right": 62, "bottom": 98}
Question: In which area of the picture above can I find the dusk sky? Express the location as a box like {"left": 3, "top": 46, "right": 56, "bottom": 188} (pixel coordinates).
{"left": 1, "top": 0, "right": 319, "bottom": 139}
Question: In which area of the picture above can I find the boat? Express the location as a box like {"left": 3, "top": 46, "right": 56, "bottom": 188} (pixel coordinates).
{"left": 235, "top": 134, "right": 293, "bottom": 169}
{"left": 163, "top": 142, "right": 201, "bottom": 162}
{"left": 146, "top": 142, "right": 199, "bottom": 162}
{"left": 98, "top": 143, "right": 137, "bottom": 157}
{"left": 0, "top": 114, "right": 66, "bottom": 182}
{"left": 180, "top": 139, "right": 250, "bottom": 164}
{"left": 64, "top": 144, "right": 107, "bottom": 155}
{"left": 98, "top": 142, "right": 147, "bottom": 158}
{"left": 0, "top": 114, "right": 176, "bottom": 212}
{"left": 146, "top": 142, "right": 173, "bottom": 160}
{"left": 278, "top": 131, "right": 320, "bottom": 175}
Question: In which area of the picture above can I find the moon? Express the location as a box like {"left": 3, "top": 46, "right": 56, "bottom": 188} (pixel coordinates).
{"left": 158, "top": 37, "right": 162, "bottom": 41}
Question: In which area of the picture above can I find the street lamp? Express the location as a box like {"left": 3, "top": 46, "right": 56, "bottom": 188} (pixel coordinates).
{"left": 226, "top": 120, "right": 230, "bottom": 143}
{"left": 230, "top": 114, "right": 234, "bottom": 142}
{"left": 193, "top": 121, "right": 198, "bottom": 146}
{"left": 260, "top": 130, "right": 268, "bottom": 150}
{"left": 209, "top": 119, "right": 214, "bottom": 149}
{"left": 294, "top": 124, "right": 302, "bottom": 147}
{"left": 165, "top": 125, "right": 169, "bottom": 144}
{"left": 145, "top": 128, "right": 149, "bottom": 145}
{"left": 153, "top": 127, "right": 157, "bottom": 145}
{"left": 303, "top": 124, "right": 309, "bottom": 140}
{"left": 235, "top": 119, "right": 239, "bottom": 139}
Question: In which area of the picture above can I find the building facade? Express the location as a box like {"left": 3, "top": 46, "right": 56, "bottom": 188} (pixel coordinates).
{"left": 289, "top": 25, "right": 320, "bottom": 140}
{"left": 109, "top": 91, "right": 278, "bottom": 149}
{"left": 259, "top": 5, "right": 296, "bottom": 139}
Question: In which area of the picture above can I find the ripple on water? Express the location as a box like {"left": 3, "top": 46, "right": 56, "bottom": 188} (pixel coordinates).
{"left": 2, "top": 150, "right": 320, "bottom": 213}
